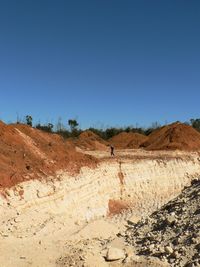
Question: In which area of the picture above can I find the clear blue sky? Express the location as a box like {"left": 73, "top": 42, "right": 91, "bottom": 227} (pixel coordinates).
{"left": 0, "top": 0, "right": 199, "bottom": 129}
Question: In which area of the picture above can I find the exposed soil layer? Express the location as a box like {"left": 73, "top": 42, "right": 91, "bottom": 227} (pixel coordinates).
{"left": 0, "top": 122, "right": 97, "bottom": 189}
{"left": 108, "top": 199, "right": 130, "bottom": 216}
{"left": 73, "top": 130, "right": 109, "bottom": 151}
{"left": 109, "top": 132, "right": 147, "bottom": 149}
{"left": 125, "top": 178, "right": 200, "bottom": 267}
{"left": 0, "top": 149, "right": 200, "bottom": 267}
{"left": 141, "top": 122, "right": 200, "bottom": 151}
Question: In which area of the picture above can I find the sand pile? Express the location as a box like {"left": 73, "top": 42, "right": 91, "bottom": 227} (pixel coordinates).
{"left": 109, "top": 132, "right": 147, "bottom": 149}
{"left": 141, "top": 122, "right": 200, "bottom": 151}
{"left": 0, "top": 122, "right": 96, "bottom": 189}
{"left": 125, "top": 178, "right": 200, "bottom": 266}
{"left": 74, "top": 130, "right": 108, "bottom": 151}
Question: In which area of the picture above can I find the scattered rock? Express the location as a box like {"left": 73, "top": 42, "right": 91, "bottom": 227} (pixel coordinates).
{"left": 106, "top": 247, "right": 125, "bottom": 261}
{"left": 124, "top": 179, "right": 200, "bottom": 267}
{"left": 149, "top": 244, "right": 155, "bottom": 252}
{"left": 127, "top": 215, "right": 141, "bottom": 225}
{"left": 164, "top": 246, "right": 173, "bottom": 254}
{"left": 171, "top": 250, "right": 180, "bottom": 259}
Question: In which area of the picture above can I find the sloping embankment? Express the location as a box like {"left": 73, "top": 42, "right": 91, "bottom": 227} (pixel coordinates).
{"left": 1, "top": 152, "right": 200, "bottom": 226}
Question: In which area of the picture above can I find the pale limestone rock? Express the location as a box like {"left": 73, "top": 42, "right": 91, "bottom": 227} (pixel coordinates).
{"left": 106, "top": 247, "right": 125, "bottom": 261}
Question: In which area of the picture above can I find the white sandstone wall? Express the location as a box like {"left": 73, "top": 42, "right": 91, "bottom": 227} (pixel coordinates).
{"left": 1, "top": 155, "right": 200, "bottom": 226}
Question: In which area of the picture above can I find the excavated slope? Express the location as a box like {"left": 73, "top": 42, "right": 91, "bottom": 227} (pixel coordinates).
{"left": 0, "top": 122, "right": 96, "bottom": 188}
{"left": 1, "top": 151, "right": 200, "bottom": 226}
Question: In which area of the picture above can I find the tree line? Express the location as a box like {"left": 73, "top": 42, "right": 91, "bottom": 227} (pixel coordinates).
{"left": 18, "top": 116, "right": 200, "bottom": 140}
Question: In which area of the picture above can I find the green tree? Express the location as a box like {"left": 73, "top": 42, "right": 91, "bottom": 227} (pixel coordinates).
{"left": 68, "top": 119, "right": 79, "bottom": 132}
{"left": 190, "top": 118, "right": 200, "bottom": 131}
{"left": 68, "top": 119, "right": 79, "bottom": 137}
{"left": 35, "top": 123, "right": 54, "bottom": 133}
{"left": 47, "top": 123, "right": 54, "bottom": 132}
{"left": 26, "top": 115, "right": 33, "bottom": 127}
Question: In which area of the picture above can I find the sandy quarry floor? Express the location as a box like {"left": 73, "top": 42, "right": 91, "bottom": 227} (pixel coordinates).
{"left": 0, "top": 202, "right": 172, "bottom": 267}
{"left": 0, "top": 207, "right": 127, "bottom": 267}
{"left": 0, "top": 149, "right": 200, "bottom": 267}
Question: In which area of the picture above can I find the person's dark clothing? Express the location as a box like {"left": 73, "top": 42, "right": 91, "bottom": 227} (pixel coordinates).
{"left": 110, "top": 145, "right": 115, "bottom": 156}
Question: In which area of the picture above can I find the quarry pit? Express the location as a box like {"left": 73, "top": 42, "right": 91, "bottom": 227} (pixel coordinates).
{"left": 1, "top": 149, "right": 200, "bottom": 267}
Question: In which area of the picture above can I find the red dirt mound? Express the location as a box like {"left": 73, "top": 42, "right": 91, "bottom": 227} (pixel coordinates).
{"left": 109, "top": 132, "right": 147, "bottom": 149}
{"left": 0, "top": 122, "right": 97, "bottom": 189}
{"left": 74, "top": 130, "right": 108, "bottom": 151}
{"left": 141, "top": 122, "right": 200, "bottom": 151}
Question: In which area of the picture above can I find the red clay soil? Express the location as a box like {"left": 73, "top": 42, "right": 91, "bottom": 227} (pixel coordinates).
{"left": 141, "top": 122, "right": 200, "bottom": 151}
{"left": 74, "top": 130, "right": 109, "bottom": 151}
{"left": 109, "top": 132, "right": 147, "bottom": 149}
{"left": 108, "top": 199, "right": 130, "bottom": 216}
{"left": 0, "top": 121, "right": 97, "bottom": 189}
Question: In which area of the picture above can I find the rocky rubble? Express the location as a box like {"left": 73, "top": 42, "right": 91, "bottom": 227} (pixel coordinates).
{"left": 125, "top": 179, "right": 200, "bottom": 267}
